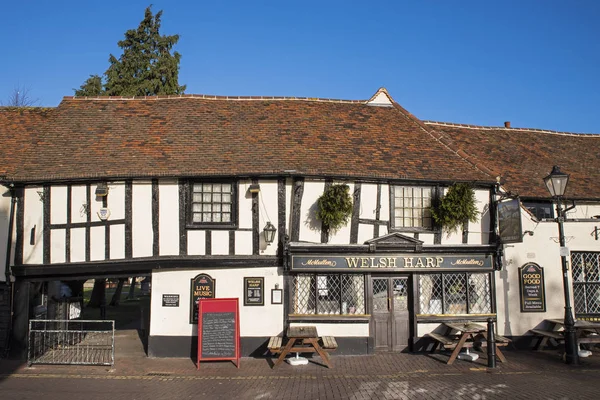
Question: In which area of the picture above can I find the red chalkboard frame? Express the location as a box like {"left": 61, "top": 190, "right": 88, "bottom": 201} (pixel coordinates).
{"left": 197, "top": 298, "right": 240, "bottom": 369}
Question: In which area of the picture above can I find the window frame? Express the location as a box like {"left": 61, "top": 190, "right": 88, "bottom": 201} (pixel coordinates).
{"left": 522, "top": 200, "right": 554, "bottom": 221}
{"left": 390, "top": 184, "right": 438, "bottom": 232}
{"left": 187, "top": 180, "right": 238, "bottom": 229}
{"left": 572, "top": 251, "right": 600, "bottom": 318}
{"left": 290, "top": 273, "right": 367, "bottom": 316}
{"left": 417, "top": 272, "right": 493, "bottom": 316}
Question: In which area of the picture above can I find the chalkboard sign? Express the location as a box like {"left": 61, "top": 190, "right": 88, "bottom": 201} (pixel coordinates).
{"left": 519, "top": 263, "right": 546, "bottom": 312}
{"left": 244, "top": 277, "right": 264, "bottom": 306}
{"left": 197, "top": 298, "right": 240, "bottom": 368}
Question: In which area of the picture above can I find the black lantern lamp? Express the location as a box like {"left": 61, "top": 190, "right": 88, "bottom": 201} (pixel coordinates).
{"left": 95, "top": 182, "right": 109, "bottom": 197}
{"left": 544, "top": 165, "right": 579, "bottom": 365}
{"left": 263, "top": 222, "right": 277, "bottom": 245}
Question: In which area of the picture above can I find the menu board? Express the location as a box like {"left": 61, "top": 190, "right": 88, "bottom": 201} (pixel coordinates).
{"left": 244, "top": 277, "right": 264, "bottom": 306}
{"left": 197, "top": 298, "right": 240, "bottom": 368}
{"left": 519, "top": 263, "right": 546, "bottom": 312}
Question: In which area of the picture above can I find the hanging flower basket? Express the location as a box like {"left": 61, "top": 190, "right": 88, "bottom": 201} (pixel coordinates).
{"left": 316, "top": 184, "right": 353, "bottom": 233}
{"left": 431, "top": 183, "right": 479, "bottom": 233}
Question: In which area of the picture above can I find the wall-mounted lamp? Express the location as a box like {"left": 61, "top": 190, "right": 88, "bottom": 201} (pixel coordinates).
{"left": 248, "top": 183, "right": 261, "bottom": 194}
{"left": 37, "top": 190, "right": 45, "bottom": 202}
{"left": 95, "top": 182, "right": 109, "bottom": 197}
{"left": 523, "top": 230, "right": 534, "bottom": 237}
{"left": 274, "top": 283, "right": 279, "bottom": 290}
{"left": 263, "top": 221, "right": 277, "bottom": 245}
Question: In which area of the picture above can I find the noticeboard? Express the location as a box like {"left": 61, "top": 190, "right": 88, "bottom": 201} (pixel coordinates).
{"left": 197, "top": 298, "right": 240, "bottom": 369}
{"left": 519, "top": 263, "right": 546, "bottom": 312}
{"left": 190, "top": 274, "right": 216, "bottom": 324}
{"left": 244, "top": 277, "right": 264, "bottom": 306}
{"left": 162, "top": 294, "right": 180, "bottom": 307}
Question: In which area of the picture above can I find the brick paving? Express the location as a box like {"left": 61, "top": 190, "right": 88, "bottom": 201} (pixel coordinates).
{"left": 2, "top": 333, "right": 600, "bottom": 399}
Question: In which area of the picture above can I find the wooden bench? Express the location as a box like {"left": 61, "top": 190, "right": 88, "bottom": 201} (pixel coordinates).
{"left": 427, "top": 332, "right": 458, "bottom": 351}
{"left": 268, "top": 336, "right": 283, "bottom": 354}
{"left": 530, "top": 329, "right": 564, "bottom": 351}
{"left": 320, "top": 336, "right": 338, "bottom": 352}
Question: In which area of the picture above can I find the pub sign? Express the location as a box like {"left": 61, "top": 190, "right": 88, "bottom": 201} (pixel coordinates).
{"left": 498, "top": 198, "right": 523, "bottom": 244}
{"left": 190, "top": 274, "right": 216, "bottom": 324}
{"left": 518, "top": 263, "right": 546, "bottom": 312}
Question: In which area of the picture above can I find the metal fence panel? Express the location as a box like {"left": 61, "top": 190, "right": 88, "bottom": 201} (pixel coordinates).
{"left": 28, "top": 320, "right": 114, "bottom": 367}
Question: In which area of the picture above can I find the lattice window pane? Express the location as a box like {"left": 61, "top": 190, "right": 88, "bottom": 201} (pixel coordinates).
{"left": 292, "top": 275, "right": 316, "bottom": 314}
{"left": 393, "top": 278, "right": 408, "bottom": 311}
{"left": 572, "top": 252, "right": 600, "bottom": 317}
{"left": 468, "top": 273, "right": 491, "bottom": 314}
{"left": 372, "top": 278, "right": 388, "bottom": 313}
{"left": 341, "top": 275, "right": 365, "bottom": 314}
{"left": 444, "top": 274, "right": 467, "bottom": 314}
{"left": 419, "top": 274, "right": 443, "bottom": 314}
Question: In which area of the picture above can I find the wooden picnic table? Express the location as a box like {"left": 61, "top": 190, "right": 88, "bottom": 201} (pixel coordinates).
{"left": 428, "top": 321, "right": 509, "bottom": 365}
{"left": 272, "top": 326, "right": 333, "bottom": 368}
{"left": 531, "top": 319, "right": 600, "bottom": 351}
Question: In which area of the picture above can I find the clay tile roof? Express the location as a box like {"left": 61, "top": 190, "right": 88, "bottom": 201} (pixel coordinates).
{"left": 424, "top": 121, "right": 600, "bottom": 200}
{"left": 0, "top": 94, "right": 493, "bottom": 184}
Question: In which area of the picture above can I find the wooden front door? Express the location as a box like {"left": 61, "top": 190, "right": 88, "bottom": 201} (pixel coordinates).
{"left": 371, "top": 276, "right": 410, "bottom": 352}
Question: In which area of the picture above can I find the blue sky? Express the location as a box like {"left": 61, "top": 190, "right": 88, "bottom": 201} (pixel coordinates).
{"left": 2, "top": 1, "right": 599, "bottom": 133}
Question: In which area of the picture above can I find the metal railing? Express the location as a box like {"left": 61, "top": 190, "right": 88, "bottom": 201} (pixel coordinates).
{"left": 28, "top": 319, "right": 114, "bottom": 367}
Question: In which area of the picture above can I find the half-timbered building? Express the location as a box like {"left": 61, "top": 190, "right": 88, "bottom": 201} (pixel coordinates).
{"left": 0, "top": 88, "right": 599, "bottom": 358}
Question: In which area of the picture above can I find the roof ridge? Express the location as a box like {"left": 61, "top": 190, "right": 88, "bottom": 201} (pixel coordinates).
{"left": 423, "top": 120, "right": 598, "bottom": 137}
{"left": 64, "top": 94, "right": 366, "bottom": 104}
{"left": 390, "top": 105, "right": 497, "bottom": 180}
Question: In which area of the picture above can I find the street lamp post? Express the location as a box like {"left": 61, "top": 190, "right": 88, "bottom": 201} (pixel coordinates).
{"left": 543, "top": 165, "right": 579, "bottom": 365}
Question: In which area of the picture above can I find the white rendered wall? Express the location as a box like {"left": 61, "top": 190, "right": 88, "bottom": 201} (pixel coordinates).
{"left": 158, "top": 180, "right": 179, "bottom": 256}
{"left": 299, "top": 181, "right": 325, "bottom": 243}
{"left": 0, "top": 185, "right": 11, "bottom": 280}
{"left": 238, "top": 180, "right": 253, "bottom": 230}
{"left": 187, "top": 231, "right": 206, "bottom": 255}
{"left": 258, "top": 180, "right": 278, "bottom": 255}
{"left": 150, "top": 267, "right": 284, "bottom": 337}
{"left": 70, "top": 227, "right": 86, "bottom": 262}
{"left": 132, "top": 181, "right": 153, "bottom": 258}
{"left": 495, "top": 203, "right": 600, "bottom": 337}
{"left": 110, "top": 225, "right": 125, "bottom": 259}
{"left": 90, "top": 226, "right": 105, "bottom": 261}
{"left": 107, "top": 182, "right": 125, "bottom": 220}
{"left": 50, "top": 186, "right": 67, "bottom": 225}
{"left": 23, "top": 187, "right": 43, "bottom": 264}
{"left": 328, "top": 182, "right": 354, "bottom": 244}
{"left": 211, "top": 230, "right": 229, "bottom": 255}
{"left": 467, "top": 189, "right": 490, "bottom": 245}
{"left": 290, "top": 322, "right": 369, "bottom": 337}
{"left": 70, "top": 185, "right": 87, "bottom": 224}
{"left": 50, "top": 229, "right": 66, "bottom": 263}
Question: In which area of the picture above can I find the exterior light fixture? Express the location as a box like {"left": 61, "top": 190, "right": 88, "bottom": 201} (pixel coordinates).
{"left": 95, "top": 182, "right": 109, "bottom": 197}
{"left": 248, "top": 183, "right": 261, "bottom": 194}
{"left": 263, "top": 222, "right": 277, "bottom": 245}
{"left": 544, "top": 165, "right": 578, "bottom": 365}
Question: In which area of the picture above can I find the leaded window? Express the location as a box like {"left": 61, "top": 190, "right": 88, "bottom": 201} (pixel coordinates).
{"left": 190, "top": 182, "right": 236, "bottom": 227}
{"left": 418, "top": 273, "right": 492, "bottom": 315}
{"left": 291, "top": 274, "right": 365, "bottom": 315}
{"left": 573, "top": 252, "right": 600, "bottom": 316}
{"left": 392, "top": 186, "right": 433, "bottom": 230}
{"left": 522, "top": 201, "right": 554, "bottom": 220}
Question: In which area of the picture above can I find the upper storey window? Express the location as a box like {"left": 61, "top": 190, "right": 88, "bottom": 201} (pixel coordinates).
{"left": 522, "top": 201, "right": 554, "bottom": 220}
{"left": 190, "top": 181, "right": 237, "bottom": 228}
{"left": 392, "top": 186, "right": 433, "bottom": 230}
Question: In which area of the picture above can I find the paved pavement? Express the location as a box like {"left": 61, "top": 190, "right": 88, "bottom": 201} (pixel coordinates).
{"left": 1, "top": 330, "right": 600, "bottom": 399}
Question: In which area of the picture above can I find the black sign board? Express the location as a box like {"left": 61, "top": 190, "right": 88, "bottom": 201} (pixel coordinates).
{"left": 498, "top": 198, "right": 523, "bottom": 244}
{"left": 519, "top": 263, "right": 546, "bottom": 312}
{"left": 190, "top": 274, "right": 216, "bottom": 324}
{"left": 244, "top": 277, "right": 264, "bottom": 306}
{"left": 162, "top": 294, "right": 180, "bottom": 307}
{"left": 201, "top": 312, "right": 236, "bottom": 358}
{"left": 291, "top": 254, "right": 493, "bottom": 272}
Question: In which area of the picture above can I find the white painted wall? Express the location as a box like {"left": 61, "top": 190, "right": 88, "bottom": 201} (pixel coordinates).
{"left": 467, "top": 189, "right": 491, "bottom": 245}
{"left": 328, "top": 182, "right": 354, "bottom": 244}
{"left": 132, "top": 181, "right": 153, "bottom": 258}
{"left": 150, "top": 267, "right": 284, "bottom": 337}
{"left": 258, "top": 180, "right": 279, "bottom": 255}
{"left": 50, "top": 229, "right": 66, "bottom": 263}
{"left": 235, "top": 231, "right": 252, "bottom": 255}
{"left": 23, "top": 187, "right": 43, "bottom": 264}
{"left": 187, "top": 230, "right": 206, "bottom": 255}
{"left": 70, "top": 185, "right": 87, "bottom": 224}
{"left": 107, "top": 182, "right": 125, "bottom": 220}
{"left": 290, "top": 322, "right": 369, "bottom": 337}
{"left": 238, "top": 180, "right": 253, "bottom": 230}
{"left": 158, "top": 180, "right": 179, "bottom": 256}
{"left": 211, "top": 230, "right": 229, "bottom": 255}
{"left": 495, "top": 203, "right": 600, "bottom": 337}
{"left": 50, "top": 186, "right": 67, "bottom": 225}
{"left": 90, "top": 226, "right": 105, "bottom": 261}
{"left": 0, "top": 185, "right": 12, "bottom": 281}
{"left": 298, "top": 181, "right": 325, "bottom": 243}
{"left": 110, "top": 224, "right": 125, "bottom": 259}
{"left": 70, "top": 227, "right": 86, "bottom": 262}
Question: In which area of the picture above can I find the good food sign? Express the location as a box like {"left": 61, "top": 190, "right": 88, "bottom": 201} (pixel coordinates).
{"left": 519, "top": 263, "right": 546, "bottom": 312}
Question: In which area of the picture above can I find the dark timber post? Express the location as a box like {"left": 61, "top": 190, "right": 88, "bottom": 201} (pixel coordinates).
{"left": 487, "top": 317, "right": 496, "bottom": 368}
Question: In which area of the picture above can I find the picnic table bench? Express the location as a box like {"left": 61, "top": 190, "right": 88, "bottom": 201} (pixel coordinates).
{"left": 530, "top": 319, "right": 600, "bottom": 351}
{"left": 268, "top": 326, "right": 337, "bottom": 368}
{"left": 427, "top": 321, "right": 510, "bottom": 365}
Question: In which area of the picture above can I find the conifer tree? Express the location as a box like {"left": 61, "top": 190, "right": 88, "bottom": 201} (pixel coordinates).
{"left": 74, "top": 6, "right": 185, "bottom": 97}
